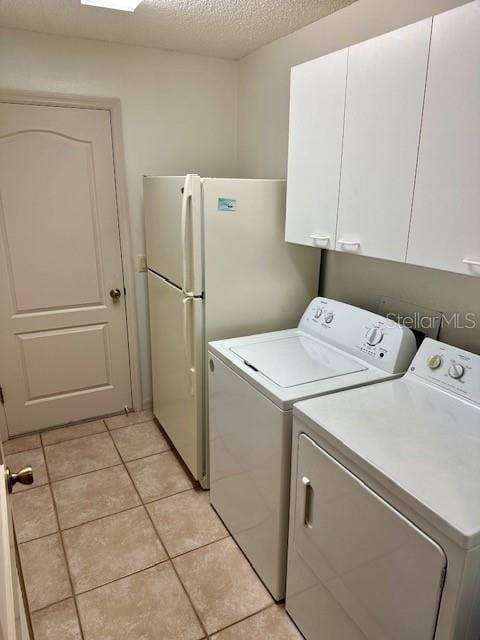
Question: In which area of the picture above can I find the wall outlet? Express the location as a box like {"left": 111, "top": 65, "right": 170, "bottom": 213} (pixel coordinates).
{"left": 136, "top": 254, "right": 147, "bottom": 273}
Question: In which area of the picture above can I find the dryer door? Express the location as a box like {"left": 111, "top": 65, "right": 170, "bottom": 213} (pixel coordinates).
{"left": 287, "top": 434, "right": 446, "bottom": 640}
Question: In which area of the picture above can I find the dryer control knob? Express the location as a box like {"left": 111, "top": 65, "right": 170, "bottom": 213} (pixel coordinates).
{"left": 448, "top": 363, "right": 465, "bottom": 379}
{"left": 366, "top": 327, "right": 383, "bottom": 346}
{"left": 427, "top": 355, "right": 443, "bottom": 370}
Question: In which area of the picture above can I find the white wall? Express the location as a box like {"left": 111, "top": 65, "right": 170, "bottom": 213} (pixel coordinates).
{"left": 237, "top": 0, "right": 480, "bottom": 354}
{"left": 0, "top": 28, "right": 238, "bottom": 407}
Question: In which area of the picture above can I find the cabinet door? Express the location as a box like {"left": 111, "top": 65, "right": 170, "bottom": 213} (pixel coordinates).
{"left": 285, "top": 49, "right": 348, "bottom": 249}
{"left": 407, "top": 2, "right": 480, "bottom": 276}
{"left": 336, "top": 19, "right": 431, "bottom": 261}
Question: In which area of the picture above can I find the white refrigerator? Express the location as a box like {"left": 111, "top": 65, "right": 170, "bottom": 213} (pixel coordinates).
{"left": 145, "top": 175, "right": 320, "bottom": 487}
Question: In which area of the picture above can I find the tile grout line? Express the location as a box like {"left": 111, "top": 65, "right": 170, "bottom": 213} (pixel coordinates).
{"left": 39, "top": 437, "right": 87, "bottom": 640}
{"left": 113, "top": 446, "right": 172, "bottom": 465}
{"left": 105, "top": 426, "right": 210, "bottom": 640}
{"left": 207, "top": 602, "right": 278, "bottom": 638}
{"left": 42, "top": 428, "right": 109, "bottom": 448}
{"left": 26, "top": 594, "right": 76, "bottom": 617}
{"left": 105, "top": 416, "right": 156, "bottom": 431}
{"left": 167, "top": 533, "right": 231, "bottom": 561}
{"left": 71, "top": 559, "right": 168, "bottom": 598}
{"left": 142, "top": 484, "right": 197, "bottom": 504}
{"left": 49, "top": 461, "right": 124, "bottom": 484}
{"left": 4, "top": 445, "right": 43, "bottom": 456}
{"left": 59, "top": 502, "right": 142, "bottom": 534}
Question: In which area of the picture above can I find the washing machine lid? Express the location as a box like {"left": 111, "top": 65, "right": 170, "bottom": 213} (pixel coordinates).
{"left": 230, "top": 335, "right": 366, "bottom": 388}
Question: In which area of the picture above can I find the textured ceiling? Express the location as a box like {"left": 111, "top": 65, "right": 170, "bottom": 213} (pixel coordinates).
{"left": 0, "top": 0, "right": 357, "bottom": 59}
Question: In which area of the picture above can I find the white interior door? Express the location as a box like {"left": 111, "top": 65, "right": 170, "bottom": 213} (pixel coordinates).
{"left": 336, "top": 19, "right": 431, "bottom": 261}
{"left": 0, "top": 445, "right": 31, "bottom": 640}
{"left": 287, "top": 434, "right": 446, "bottom": 640}
{"left": 0, "top": 464, "right": 15, "bottom": 640}
{"left": 0, "top": 102, "right": 132, "bottom": 435}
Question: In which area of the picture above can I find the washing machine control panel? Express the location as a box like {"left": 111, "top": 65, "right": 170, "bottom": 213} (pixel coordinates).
{"left": 299, "top": 298, "right": 417, "bottom": 374}
{"left": 409, "top": 338, "right": 480, "bottom": 405}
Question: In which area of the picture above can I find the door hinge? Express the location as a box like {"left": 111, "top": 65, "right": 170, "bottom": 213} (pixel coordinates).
{"left": 124, "top": 287, "right": 127, "bottom": 296}
{"left": 0, "top": 385, "right": 4, "bottom": 405}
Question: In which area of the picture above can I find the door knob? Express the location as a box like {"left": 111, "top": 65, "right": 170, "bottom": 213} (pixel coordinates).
{"left": 110, "top": 288, "right": 122, "bottom": 300}
{"left": 6, "top": 466, "right": 34, "bottom": 494}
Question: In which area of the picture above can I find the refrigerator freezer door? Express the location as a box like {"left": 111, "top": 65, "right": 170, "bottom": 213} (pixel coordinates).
{"left": 144, "top": 175, "right": 203, "bottom": 295}
{"left": 147, "top": 271, "right": 204, "bottom": 480}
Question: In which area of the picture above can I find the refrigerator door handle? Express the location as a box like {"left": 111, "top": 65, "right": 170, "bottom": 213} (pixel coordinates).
{"left": 182, "top": 296, "right": 195, "bottom": 395}
{"left": 181, "top": 175, "right": 194, "bottom": 296}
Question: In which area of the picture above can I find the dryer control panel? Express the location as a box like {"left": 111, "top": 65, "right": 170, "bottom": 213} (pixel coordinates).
{"left": 299, "top": 298, "right": 417, "bottom": 374}
{"left": 409, "top": 338, "right": 480, "bottom": 405}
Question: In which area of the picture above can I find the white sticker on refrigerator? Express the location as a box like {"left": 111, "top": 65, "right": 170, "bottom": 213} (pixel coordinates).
{"left": 218, "top": 198, "right": 237, "bottom": 212}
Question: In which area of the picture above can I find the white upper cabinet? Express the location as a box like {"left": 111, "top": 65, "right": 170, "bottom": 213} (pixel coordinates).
{"left": 335, "top": 19, "right": 431, "bottom": 262}
{"left": 285, "top": 49, "right": 348, "bottom": 249}
{"left": 407, "top": 1, "right": 480, "bottom": 276}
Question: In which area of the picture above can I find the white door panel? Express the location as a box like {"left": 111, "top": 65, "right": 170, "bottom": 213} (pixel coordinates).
{"left": 336, "top": 19, "right": 431, "bottom": 262}
{"left": 287, "top": 434, "right": 446, "bottom": 640}
{"left": 148, "top": 272, "right": 203, "bottom": 480}
{"left": 285, "top": 49, "right": 348, "bottom": 249}
{"left": 0, "top": 463, "right": 15, "bottom": 640}
{"left": 0, "top": 444, "right": 31, "bottom": 640}
{"left": 407, "top": 1, "right": 480, "bottom": 275}
{"left": 0, "top": 103, "right": 131, "bottom": 434}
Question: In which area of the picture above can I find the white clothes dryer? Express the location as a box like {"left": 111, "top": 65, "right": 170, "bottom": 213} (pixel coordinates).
{"left": 287, "top": 338, "right": 480, "bottom": 640}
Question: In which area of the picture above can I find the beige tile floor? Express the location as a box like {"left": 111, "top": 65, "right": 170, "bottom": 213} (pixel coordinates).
{"left": 6, "top": 411, "right": 303, "bottom": 640}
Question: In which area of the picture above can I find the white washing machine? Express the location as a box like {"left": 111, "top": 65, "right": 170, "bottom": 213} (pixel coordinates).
{"left": 208, "top": 297, "right": 416, "bottom": 600}
{"left": 287, "top": 338, "right": 480, "bottom": 640}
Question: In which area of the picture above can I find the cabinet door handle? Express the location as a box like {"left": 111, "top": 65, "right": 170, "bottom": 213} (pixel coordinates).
{"left": 309, "top": 234, "right": 330, "bottom": 244}
{"left": 302, "top": 476, "right": 314, "bottom": 528}
{"left": 337, "top": 239, "right": 361, "bottom": 248}
{"left": 463, "top": 258, "right": 480, "bottom": 267}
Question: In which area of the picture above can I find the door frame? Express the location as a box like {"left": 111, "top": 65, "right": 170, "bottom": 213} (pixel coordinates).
{"left": 0, "top": 90, "right": 143, "bottom": 435}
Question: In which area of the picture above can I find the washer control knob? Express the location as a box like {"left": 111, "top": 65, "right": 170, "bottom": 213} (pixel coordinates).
{"left": 366, "top": 327, "right": 383, "bottom": 346}
{"left": 324, "top": 312, "right": 334, "bottom": 324}
{"left": 314, "top": 307, "right": 323, "bottom": 319}
{"left": 448, "top": 363, "right": 465, "bottom": 380}
{"left": 427, "top": 355, "right": 443, "bottom": 370}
